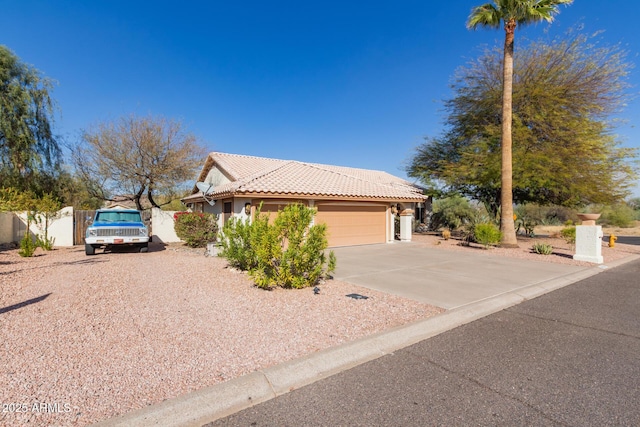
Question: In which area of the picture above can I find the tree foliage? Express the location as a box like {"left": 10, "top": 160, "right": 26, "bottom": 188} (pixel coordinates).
{"left": 407, "top": 31, "right": 637, "bottom": 218}
{"left": 0, "top": 45, "right": 61, "bottom": 192}
{"left": 466, "top": 0, "right": 573, "bottom": 247}
{"left": 72, "top": 114, "right": 207, "bottom": 210}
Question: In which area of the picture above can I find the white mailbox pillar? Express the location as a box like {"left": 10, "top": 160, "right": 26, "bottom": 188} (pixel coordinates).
{"left": 400, "top": 209, "right": 413, "bottom": 242}
{"left": 573, "top": 225, "right": 604, "bottom": 264}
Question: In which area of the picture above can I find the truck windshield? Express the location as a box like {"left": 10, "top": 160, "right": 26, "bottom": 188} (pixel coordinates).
{"left": 95, "top": 211, "right": 142, "bottom": 223}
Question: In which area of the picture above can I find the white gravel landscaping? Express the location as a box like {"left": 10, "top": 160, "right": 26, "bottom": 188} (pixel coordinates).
{"left": 0, "top": 244, "right": 443, "bottom": 426}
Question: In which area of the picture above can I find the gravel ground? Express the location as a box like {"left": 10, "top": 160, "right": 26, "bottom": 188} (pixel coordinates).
{"left": 0, "top": 243, "right": 442, "bottom": 426}
{"left": 411, "top": 233, "right": 640, "bottom": 266}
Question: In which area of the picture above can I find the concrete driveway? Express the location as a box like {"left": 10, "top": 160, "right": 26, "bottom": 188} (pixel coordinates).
{"left": 331, "top": 243, "right": 589, "bottom": 309}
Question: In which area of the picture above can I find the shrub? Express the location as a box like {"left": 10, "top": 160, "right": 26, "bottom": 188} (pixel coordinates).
{"left": 460, "top": 208, "right": 493, "bottom": 245}
{"left": 474, "top": 223, "right": 501, "bottom": 248}
{"left": 36, "top": 235, "right": 55, "bottom": 251}
{"left": 560, "top": 226, "right": 576, "bottom": 244}
{"left": 220, "top": 203, "right": 336, "bottom": 289}
{"left": 18, "top": 233, "right": 37, "bottom": 257}
{"left": 174, "top": 212, "right": 218, "bottom": 247}
{"left": 430, "top": 195, "right": 476, "bottom": 231}
{"left": 219, "top": 215, "right": 256, "bottom": 270}
{"left": 441, "top": 229, "right": 451, "bottom": 240}
{"left": 532, "top": 242, "right": 553, "bottom": 255}
{"left": 514, "top": 205, "right": 538, "bottom": 236}
{"left": 599, "top": 204, "right": 636, "bottom": 228}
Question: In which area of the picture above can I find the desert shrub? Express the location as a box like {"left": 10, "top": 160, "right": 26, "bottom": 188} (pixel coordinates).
{"left": 18, "top": 233, "right": 37, "bottom": 257}
{"left": 514, "top": 204, "right": 578, "bottom": 232}
{"left": 430, "top": 195, "right": 476, "bottom": 231}
{"left": 532, "top": 242, "right": 553, "bottom": 255}
{"left": 543, "top": 205, "right": 577, "bottom": 225}
{"left": 441, "top": 229, "right": 451, "bottom": 240}
{"left": 36, "top": 235, "right": 55, "bottom": 251}
{"left": 459, "top": 207, "right": 493, "bottom": 245}
{"left": 514, "top": 205, "right": 539, "bottom": 236}
{"left": 220, "top": 203, "right": 336, "bottom": 289}
{"left": 174, "top": 212, "right": 218, "bottom": 247}
{"left": 599, "top": 204, "right": 636, "bottom": 228}
{"left": 474, "top": 223, "right": 501, "bottom": 248}
{"left": 219, "top": 215, "right": 257, "bottom": 270}
{"left": 561, "top": 226, "right": 576, "bottom": 244}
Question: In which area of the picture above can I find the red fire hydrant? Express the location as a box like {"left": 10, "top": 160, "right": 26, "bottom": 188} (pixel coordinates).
{"left": 609, "top": 234, "right": 617, "bottom": 248}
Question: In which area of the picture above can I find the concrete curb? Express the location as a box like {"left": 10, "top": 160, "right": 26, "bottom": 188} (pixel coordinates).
{"left": 93, "top": 254, "right": 640, "bottom": 427}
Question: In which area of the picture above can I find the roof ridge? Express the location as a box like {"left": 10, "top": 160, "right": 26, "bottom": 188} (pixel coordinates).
{"left": 209, "top": 151, "right": 288, "bottom": 181}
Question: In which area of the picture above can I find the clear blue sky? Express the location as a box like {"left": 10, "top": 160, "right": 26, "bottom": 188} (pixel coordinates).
{"left": 2, "top": 1, "right": 639, "bottom": 195}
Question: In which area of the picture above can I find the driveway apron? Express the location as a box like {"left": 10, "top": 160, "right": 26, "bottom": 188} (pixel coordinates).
{"left": 331, "top": 243, "right": 588, "bottom": 309}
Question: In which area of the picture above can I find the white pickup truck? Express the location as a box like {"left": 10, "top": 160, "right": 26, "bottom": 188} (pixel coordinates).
{"left": 84, "top": 209, "right": 150, "bottom": 255}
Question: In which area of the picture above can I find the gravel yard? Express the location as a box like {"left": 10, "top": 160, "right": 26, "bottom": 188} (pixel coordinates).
{"left": 411, "top": 232, "right": 640, "bottom": 266}
{"left": 0, "top": 243, "right": 442, "bottom": 426}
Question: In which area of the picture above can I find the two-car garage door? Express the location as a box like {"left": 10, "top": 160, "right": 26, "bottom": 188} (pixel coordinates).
{"left": 253, "top": 201, "right": 388, "bottom": 247}
{"left": 315, "top": 204, "right": 387, "bottom": 247}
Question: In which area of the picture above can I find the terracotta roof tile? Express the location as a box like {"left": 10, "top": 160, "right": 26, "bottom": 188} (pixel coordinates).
{"left": 201, "top": 152, "right": 425, "bottom": 201}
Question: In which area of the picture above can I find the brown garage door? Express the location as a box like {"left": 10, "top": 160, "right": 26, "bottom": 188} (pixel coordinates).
{"left": 253, "top": 201, "right": 308, "bottom": 223}
{"left": 315, "top": 204, "right": 387, "bottom": 247}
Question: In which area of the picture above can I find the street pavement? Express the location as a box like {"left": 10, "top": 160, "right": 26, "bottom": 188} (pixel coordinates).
{"left": 209, "top": 259, "right": 640, "bottom": 427}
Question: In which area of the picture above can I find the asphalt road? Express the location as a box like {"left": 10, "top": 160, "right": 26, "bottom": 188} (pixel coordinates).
{"left": 208, "top": 259, "right": 640, "bottom": 427}
{"left": 606, "top": 235, "right": 640, "bottom": 246}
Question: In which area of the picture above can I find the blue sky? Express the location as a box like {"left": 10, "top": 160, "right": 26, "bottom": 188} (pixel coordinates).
{"left": 2, "top": 1, "right": 639, "bottom": 195}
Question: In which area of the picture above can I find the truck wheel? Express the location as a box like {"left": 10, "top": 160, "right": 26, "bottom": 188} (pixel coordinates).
{"left": 139, "top": 244, "right": 149, "bottom": 253}
{"left": 85, "top": 244, "right": 96, "bottom": 256}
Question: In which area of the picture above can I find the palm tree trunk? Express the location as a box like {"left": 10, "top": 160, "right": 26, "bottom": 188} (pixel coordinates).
{"left": 500, "top": 21, "right": 519, "bottom": 247}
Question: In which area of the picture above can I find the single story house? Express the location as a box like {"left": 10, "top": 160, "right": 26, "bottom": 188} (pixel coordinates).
{"left": 183, "top": 152, "right": 430, "bottom": 247}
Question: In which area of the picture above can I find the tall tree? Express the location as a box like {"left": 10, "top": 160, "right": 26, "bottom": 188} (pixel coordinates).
{"left": 0, "top": 45, "right": 60, "bottom": 192}
{"left": 407, "top": 31, "right": 637, "bottom": 219}
{"left": 467, "top": 0, "right": 573, "bottom": 247}
{"left": 72, "top": 115, "right": 207, "bottom": 210}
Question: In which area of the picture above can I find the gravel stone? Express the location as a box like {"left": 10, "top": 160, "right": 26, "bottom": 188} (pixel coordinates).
{"left": 0, "top": 243, "right": 442, "bottom": 426}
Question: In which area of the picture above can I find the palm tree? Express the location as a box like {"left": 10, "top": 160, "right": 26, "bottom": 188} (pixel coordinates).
{"left": 467, "top": 0, "right": 572, "bottom": 247}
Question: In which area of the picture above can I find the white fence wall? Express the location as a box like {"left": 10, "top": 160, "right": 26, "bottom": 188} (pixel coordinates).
{"left": 151, "top": 208, "right": 181, "bottom": 243}
{"left": 1, "top": 207, "right": 183, "bottom": 247}
{"left": 46, "top": 207, "right": 74, "bottom": 247}
{"left": 0, "top": 212, "right": 13, "bottom": 244}
{"left": 14, "top": 207, "right": 75, "bottom": 247}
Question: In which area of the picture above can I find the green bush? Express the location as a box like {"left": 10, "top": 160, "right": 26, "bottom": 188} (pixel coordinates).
{"left": 462, "top": 207, "right": 494, "bottom": 244}
{"left": 219, "top": 215, "right": 256, "bottom": 269}
{"left": 474, "top": 223, "right": 501, "bottom": 248}
{"left": 599, "top": 204, "right": 636, "bottom": 228}
{"left": 18, "top": 233, "right": 37, "bottom": 257}
{"left": 430, "top": 195, "right": 476, "bottom": 231}
{"left": 174, "top": 212, "right": 218, "bottom": 248}
{"left": 36, "top": 235, "right": 55, "bottom": 251}
{"left": 514, "top": 204, "right": 577, "bottom": 229}
{"left": 532, "top": 242, "right": 553, "bottom": 255}
{"left": 220, "top": 203, "right": 336, "bottom": 289}
{"left": 561, "top": 226, "right": 576, "bottom": 244}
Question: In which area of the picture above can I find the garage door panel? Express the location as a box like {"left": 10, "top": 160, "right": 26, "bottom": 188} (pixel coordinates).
{"left": 316, "top": 204, "right": 386, "bottom": 247}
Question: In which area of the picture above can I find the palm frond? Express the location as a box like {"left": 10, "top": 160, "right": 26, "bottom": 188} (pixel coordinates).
{"left": 467, "top": 3, "right": 502, "bottom": 29}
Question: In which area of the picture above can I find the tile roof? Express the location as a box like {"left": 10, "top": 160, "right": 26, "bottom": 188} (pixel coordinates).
{"left": 196, "top": 152, "right": 426, "bottom": 201}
